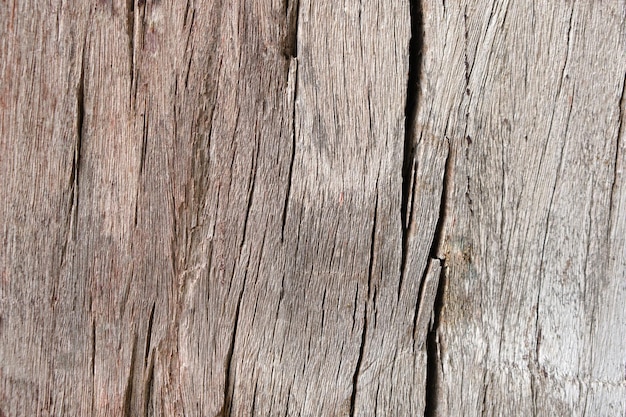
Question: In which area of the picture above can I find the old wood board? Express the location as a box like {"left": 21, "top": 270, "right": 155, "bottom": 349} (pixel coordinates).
{"left": 1, "top": 1, "right": 624, "bottom": 416}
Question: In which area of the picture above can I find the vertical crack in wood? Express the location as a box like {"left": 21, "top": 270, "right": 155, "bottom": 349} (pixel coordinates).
{"left": 144, "top": 302, "right": 156, "bottom": 367}
{"left": 463, "top": 6, "right": 470, "bottom": 95}
{"left": 284, "top": 0, "right": 300, "bottom": 59}
{"left": 429, "top": 140, "right": 451, "bottom": 260}
{"left": 399, "top": 0, "right": 423, "bottom": 297}
{"left": 126, "top": 0, "right": 135, "bottom": 105}
{"left": 555, "top": 5, "right": 575, "bottom": 100}
{"left": 609, "top": 74, "right": 626, "bottom": 234}
{"left": 142, "top": 351, "right": 155, "bottom": 417}
{"left": 282, "top": 61, "right": 298, "bottom": 242}
{"left": 142, "top": 303, "right": 156, "bottom": 417}
{"left": 348, "top": 295, "right": 367, "bottom": 416}
{"left": 480, "top": 372, "right": 488, "bottom": 417}
{"left": 350, "top": 193, "right": 378, "bottom": 417}
{"left": 71, "top": 39, "right": 86, "bottom": 240}
{"left": 529, "top": 371, "right": 538, "bottom": 417}
{"left": 90, "top": 318, "right": 96, "bottom": 415}
{"left": 123, "top": 334, "right": 138, "bottom": 417}
{"left": 420, "top": 141, "right": 451, "bottom": 417}
{"left": 423, "top": 264, "right": 445, "bottom": 417}
{"left": 135, "top": 108, "right": 149, "bottom": 226}
{"left": 281, "top": 2, "right": 300, "bottom": 242}
{"left": 250, "top": 380, "right": 259, "bottom": 416}
{"left": 183, "top": 0, "right": 192, "bottom": 28}
{"left": 223, "top": 277, "right": 246, "bottom": 417}
{"left": 140, "top": 109, "right": 149, "bottom": 175}
{"left": 183, "top": 3, "right": 195, "bottom": 90}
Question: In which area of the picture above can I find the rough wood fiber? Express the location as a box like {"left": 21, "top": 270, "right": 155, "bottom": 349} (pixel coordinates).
{"left": 0, "top": 0, "right": 438, "bottom": 416}
{"left": 413, "top": 1, "right": 626, "bottom": 416}
{"left": 1, "top": 1, "right": 625, "bottom": 417}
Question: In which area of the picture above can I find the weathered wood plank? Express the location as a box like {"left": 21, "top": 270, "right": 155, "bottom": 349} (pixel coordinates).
{"left": 1, "top": 0, "right": 437, "bottom": 415}
{"left": 414, "top": 1, "right": 626, "bottom": 415}
{"left": 2, "top": 0, "right": 625, "bottom": 416}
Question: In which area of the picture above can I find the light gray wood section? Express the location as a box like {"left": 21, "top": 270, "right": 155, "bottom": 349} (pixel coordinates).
{"left": 414, "top": 1, "right": 626, "bottom": 415}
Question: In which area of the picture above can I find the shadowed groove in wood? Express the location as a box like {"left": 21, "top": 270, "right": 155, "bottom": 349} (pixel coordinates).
{"left": 122, "top": 335, "right": 138, "bottom": 417}
{"left": 71, "top": 38, "right": 87, "bottom": 241}
{"left": 420, "top": 119, "right": 451, "bottom": 417}
{"left": 284, "top": 0, "right": 299, "bottom": 59}
{"left": 350, "top": 191, "right": 378, "bottom": 417}
{"left": 610, "top": 74, "right": 626, "bottom": 231}
{"left": 125, "top": 0, "right": 135, "bottom": 101}
{"left": 399, "top": 1, "right": 453, "bottom": 414}
{"left": 2, "top": 1, "right": 624, "bottom": 415}
{"left": 223, "top": 261, "right": 251, "bottom": 417}
{"left": 428, "top": 140, "right": 452, "bottom": 262}
{"left": 281, "top": 59, "right": 298, "bottom": 242}
{"left": 424, "top": 264, "right": 446, "bottom": 417}
{"left": 399, "top": 0, "right": 424, "bottom": 297}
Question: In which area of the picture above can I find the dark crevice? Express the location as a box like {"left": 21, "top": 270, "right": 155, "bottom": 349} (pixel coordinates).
{"left": 424, "top": 263, "right": 445, "bottom": 417}
{"left": 429, "top": 141, "right": 452, "bottom": 259}
{"left": 90, "top": 318, "right": 96, "bottom": 416}
{"left": 351, "top": 286, "right": 359, "bottom": 333}
{"left": 72, "top": 40, "right": 86, "bottom": 240}
{"left": 350, "top": 304, "right": 368, "bottom": 417}
{"left": 135, "top": 109, "right": 149, "bottom": 226}
{"left": 410, "top": 258, "right": 434, "bottom": 344}
{"left": 399, "top": 0, "right": 424, "bottom": 295}
{"left": 555, "top": 5, "right": 575, "bottom": 99}
{"left": 350, "top": 192, "right": 378, "bottom": 417}
{"left": 411, "top": 141, "right": 451, "bottom": 345}
{"left": 223, "top": 280, "right": 246, "bottom": 417}
{"left": 183, "top": 0, "right": 192, "bottom": 27}
{"left": 367, "top": 190, "right": 379, "bottom": 300}
{"left": 144, "top": 302, "right": 155, "bottom": 366}
{"left": 320, "top": 287, "right": 327, "bottom": 332}
{"left": 281, "top": 60, "right": 298, "bottom": 242}
{"left": 90, "top": 319, "right": 96, "bottom": 378}
{"left": 480, "top": 374, "right": 488, "bottom": 417}
{"left": 140, "top": 110, "right": 149, "bottom": 176}
{"left": 399, "top": 156, "right": 418, "bottom": 299}
{"left": 123, "top": 334, "right": 138, "bottom": 417}
{"left": 609, "top": 74, "right": 625, "bottom": 234}
{"left": 250, "top": 380, "right": 259, "bottom": 416}
{"left": 126, "top": 0, "right": 135, "bottom": 103}
{"left": 396, "top": 1, "right": 451, "bottom": 412}
{"left": 183, "top": 3, "right": 195, "bottom": 90}
{"left": 284, "top": 0, "right": 300, "bottom": 59}
{"left": 420, "top": 140, "right": 452, "bottom": 417}
{"left": 463, "top": 6, "right": 470, "bottom": 94}
{"left": 143, "top": 353, "right": 155, "bottom": 417}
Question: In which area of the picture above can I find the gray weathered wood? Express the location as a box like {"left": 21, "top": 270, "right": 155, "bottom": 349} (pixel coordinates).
{"left": 1, "top": 1, "right": 624, "bottom": 416}
{"left": 413, "top": 1, "right": 626, "bottom": 416}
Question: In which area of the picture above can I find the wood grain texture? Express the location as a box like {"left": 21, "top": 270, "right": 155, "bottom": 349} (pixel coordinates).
{"left": 414, "top": 1, "right": 626, "bottom": 416}
{"left": 1, "top": 0, "right": 625, "bottom": 416}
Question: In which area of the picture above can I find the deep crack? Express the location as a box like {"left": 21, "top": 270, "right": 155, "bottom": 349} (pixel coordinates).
{"left": 399, "top": 0, "right": 424, "bottom": 298}
{"left": 399, "top": 1, "right": 449, "bottom": 415}
{"left": 430, "top": 141, "right": 452, "bottom": 260}
{"left": 281, "top": 1, "right": 300, "bottom": 242}
{"left": 284, "top": 0, "right": 300, "bottom": 59}
{"left": 424, "top": 264, "right": 445, "bottom": 417}
{"left": 71, "top": 39, "right": 86, "bottom": 240}
{"left": 350, "top": 191, "right": 378, "bottom": 416}
{"left": 222, "top": 289, "right": 243, "bottom": 417}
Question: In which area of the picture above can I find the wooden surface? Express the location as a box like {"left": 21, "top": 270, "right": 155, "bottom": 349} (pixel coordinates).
{"left": 0, "top": 1, "right": 624, "bottom": 416}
